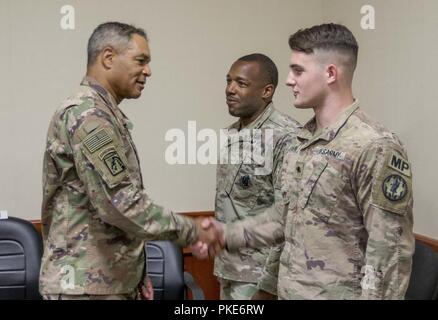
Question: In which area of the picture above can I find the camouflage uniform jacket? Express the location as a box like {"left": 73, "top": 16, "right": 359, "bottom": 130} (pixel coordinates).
{"left": 226, "top": 100, "right": 414, "bottom": 299}
{"left": 40, "top": 77, "right": 198, "bottom": 295}
{"left": 214, "top": 103, "right": 300, "bottom": 285}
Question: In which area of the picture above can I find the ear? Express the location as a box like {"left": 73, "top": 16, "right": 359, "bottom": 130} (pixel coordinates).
{"left": 101, "top": 46, "right": 116, "bottom": 70}
{"left": 262, "top": 84, "right": 275, "bottom": 100}
{"left": 326, "top": 64, "right": 338, "bottom": 84}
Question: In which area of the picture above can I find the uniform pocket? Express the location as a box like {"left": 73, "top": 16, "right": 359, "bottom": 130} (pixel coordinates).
{"left": 300, "top": 159, "right": 347, "bottom": 223}
{"left": 281, "top": 152, "right": 299, "bottom": 208}
{"left": 229, "top": 162, "right": 266, "bottom": 211}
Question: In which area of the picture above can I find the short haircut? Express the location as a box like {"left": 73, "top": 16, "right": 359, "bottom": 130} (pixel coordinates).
{"left": 87, "top": 22, "right": 148, "bottom": 67}
{"left": 288, "top": 23, "right": 358, "bottom": 72}
{"left": 237, "top": 53, "right": 279, "bottom": 89}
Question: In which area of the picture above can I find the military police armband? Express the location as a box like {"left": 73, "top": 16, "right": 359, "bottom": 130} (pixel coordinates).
{"left": 371, "top": 147, "right": 412, "bottom": 215}
{"left": 80, "top": 125, "right": 129, "bottom": 188}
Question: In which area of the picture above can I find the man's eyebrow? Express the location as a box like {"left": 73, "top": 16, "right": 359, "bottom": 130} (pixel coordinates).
{"left": 234, "top": 76, "right": 250, "bottom": 82}
{"left": 226, "top": 75, "right": 250, "bottom": 82}
{"left": 135, "top": 54, "right": 150, "bottom": 61}
{"left": 290, "top": 64, "right": 303, "bottom": 69}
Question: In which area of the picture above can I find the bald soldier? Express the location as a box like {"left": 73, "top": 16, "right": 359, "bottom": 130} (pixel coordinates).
{"left": 205, "top": 23, "right": 415, "bottom": 300}
{"left": 208, "top": 54, "right": 300, "bottom": 299}
{"left": 40, "top": 22, "right": 216, "bottom": 300}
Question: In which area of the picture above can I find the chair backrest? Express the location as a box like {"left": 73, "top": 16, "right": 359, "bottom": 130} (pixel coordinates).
{"left": 146, "top": 241, "right": 185, "bottom": 300}
{"left": 0, "top": 216, "right": 42, "bottom": 300}
{"left": 405, "top": 240, "right": 438, "bottom": 300}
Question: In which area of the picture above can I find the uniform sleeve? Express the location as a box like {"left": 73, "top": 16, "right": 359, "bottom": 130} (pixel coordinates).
{"left": 226, "top": 198, "right": 285, "bottom": 250}
{"left": 226, "top": 134, "right": 295, "bottom": 252}
{"left": 254, "top": 132, "right": 294, "bottom": 296}
{"left": 256, "top": 243, "right": 282, "bottom": 295}
{"left": 354, "top": 139, "right": 414, "bottom": 299}
{"left": 68, "top": 111, "right": 198, "bottom": 247}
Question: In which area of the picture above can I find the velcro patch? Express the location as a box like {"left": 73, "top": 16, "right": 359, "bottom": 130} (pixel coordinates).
{"left": 315, "top": 148, "right": 346, "bottom": 160}
{"left": 83, "top": 120, "right": 100, "bottom": 134}
{"left": 83, "top": 128, "right": 112, "bottom": 153}
{"left": 101, "top": 149, "right": 126, "bottom": 176}
{"left": 388, "top": 151, "right": 411, "bottom": 177}
{"left": 371, "top": 148, "right": 412, "bottom": 215}
{"left": 382, "top": 174, "right": 408, "bottom": 201}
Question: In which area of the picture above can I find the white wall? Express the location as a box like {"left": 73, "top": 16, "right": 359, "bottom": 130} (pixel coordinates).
{"left": 0, "top": 0, "right": 320, "bottom": 217}
{"left": 0, "top": 0, "right": 437, "bottom": 239}
{"left": 322, "top": 0, "right": 438, "bottom": 238}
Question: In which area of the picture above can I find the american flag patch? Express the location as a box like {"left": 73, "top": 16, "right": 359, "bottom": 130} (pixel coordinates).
{"left": 83, "top": 128, "right": 113, "bottom": 153}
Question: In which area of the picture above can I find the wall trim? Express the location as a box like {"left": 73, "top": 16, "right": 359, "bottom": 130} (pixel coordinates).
{"left": 414, "top": 233, "right": 438, "bottom": 253}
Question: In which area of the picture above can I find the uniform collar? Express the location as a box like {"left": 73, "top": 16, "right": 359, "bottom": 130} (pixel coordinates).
{"left": 298, "top": 99, "right": 360, "bottom": 145}
{"left": 80, "top": 76, "right": 134, "bottom": 130}
{"left": 230, "top": 102, "right": 275, "bottom": 130}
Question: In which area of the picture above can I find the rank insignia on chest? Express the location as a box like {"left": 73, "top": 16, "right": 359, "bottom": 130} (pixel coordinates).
{"left": 103, "top": 150, "right": 126, "bottom": 176}
{"left": 382, "top": 174, "right": 407, "bottom": 201}
{"left": 240, "top": 175, "right": 251, "bottom": 188}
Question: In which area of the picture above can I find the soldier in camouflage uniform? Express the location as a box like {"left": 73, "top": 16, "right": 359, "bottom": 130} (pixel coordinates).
{"left": 212, "top": 54, "right": 300, "bottom": 299}
{"left": 40, "top": 22, "right": 214, "bottom": 300}
{"left": 217, "top": 24, "right": 415, "bottom": 299}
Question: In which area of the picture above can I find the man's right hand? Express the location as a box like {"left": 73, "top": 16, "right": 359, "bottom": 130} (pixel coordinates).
{"left": 190, "top": 240, "right": 209, "bottom": 260}
{"left": 192, "top": 217, "right": 225, "bottom": 259}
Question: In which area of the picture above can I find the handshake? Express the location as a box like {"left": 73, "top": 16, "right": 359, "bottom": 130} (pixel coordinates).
{"left": 192, "top": 217, "right": 226, "bottom": 259}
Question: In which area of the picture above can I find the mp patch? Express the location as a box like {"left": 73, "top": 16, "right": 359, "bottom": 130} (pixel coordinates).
{"left": 103, "top": 150, "right": 126, "bottom": 176}
{"left": 388, "top": 151, "right": 411, "bottom": 177}
{"left": 83, "top": 128, "right": 112, "bottom": 154}
{"left": 382, "top": 174, "right": 407, "bottom": 201}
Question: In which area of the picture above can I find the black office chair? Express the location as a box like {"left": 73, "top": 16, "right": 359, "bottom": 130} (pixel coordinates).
{"left": 0, "top": 216, "right": 43, "bottom": 300}
{"left": 146, "top": 241, "right": 204, "bottom": 300}
{"left": 0, "top": 216, "right": 203, "bottom": 300}
{"left": 405, "top": 240, "right": 438, "bottom": 300}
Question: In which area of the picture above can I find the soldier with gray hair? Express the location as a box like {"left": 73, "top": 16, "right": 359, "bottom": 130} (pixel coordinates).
{"left": 205, "top": 23, "right": 415, "bottom": 300}
{"left": 40, "top": 21, "right": 218, "bottom": 300}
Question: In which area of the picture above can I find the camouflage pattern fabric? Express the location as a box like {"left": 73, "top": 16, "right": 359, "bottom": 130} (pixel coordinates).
{"left": 42, "top": 290, "right": 138, "bottom": 300}
{"left": 219, "top": 278, "right": 258, "bottom": 300}
{"left": 226, "top": 100, "right": 415, "bottom": 299}
{"left": 214, "top": 103, "right": 300, "bottom": 295}
{"left": 40, "top": 77, "right": 198, "bottom": 295}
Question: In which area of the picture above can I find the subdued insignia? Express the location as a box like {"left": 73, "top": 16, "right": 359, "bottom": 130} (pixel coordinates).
{"left": 240, "top": 175, "right": 251, "bottom": 188}
{"left": 388, "top": 151, "right": 411, "bottom": 177}
{"left": 382, "top": 174, "right": 407, "bottom": 201}
{"left": 295, "top": 162, "right": 304, "bottom": 177}
{"left": 315, "top": 148, "right": 346, "bottom": 160}
{"left": 83, "top": 128, "right": 112, "bottom": 153}
{"left": 103, "top": 150, "right": 126, "bottom": 176}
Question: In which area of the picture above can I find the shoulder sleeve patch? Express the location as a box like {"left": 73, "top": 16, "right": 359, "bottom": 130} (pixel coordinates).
{"left": 371, "top": 147, "right": 412, "bottom": 215}
{"left": 99, "top": 147, "right": 126, "bottom": 176}
{"left": 83, "top": 120, "right": 101, "bottom": 134}
{"left": 83, "top": 128, "right": 113, "bottom": 154}
{"left": 387, "top": 151, "right": 411, "bottom": 177}
{"left": 382, "top": 174, "right": 408, "bottom": 201}
{"left": 80, "top": 128, "right": 128, "bottom": 188}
